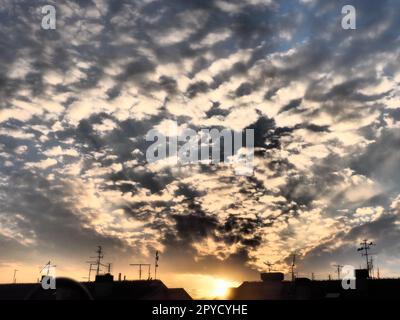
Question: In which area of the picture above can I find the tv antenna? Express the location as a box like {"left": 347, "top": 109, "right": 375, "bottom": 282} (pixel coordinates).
{"left": 291, "top": 253, "right": 296, "bottom": 282}
{"left": 332, "top": 264, "right": 343, "bottom": 280}
{"left": 357, "top": 239, "right": 375, "bottom": 276}
{"left": 93, "top": 246, "right": 104, "bottom": 276}
{"left": 86, "top": 246, "right": 110, "bottom": 280}
{"left": 85, "top": 262, "right": 97, "bottom": 282}
{"left": 369, "top": 256, "right": 374, "bottom": 278}
{"left": 130, "top": 263, "right": 151, "bottom": 280}
{"left": 13, "top": 269, "right": 18, "bottom": 284}
{"left": 154, "top": 251, "right": 160, "bottom": 280}
{"left": 40, "top": 261, "right": 56, "bottom": 276}
{"left": 264, "top": 261, "right": 274, "bottom": 272}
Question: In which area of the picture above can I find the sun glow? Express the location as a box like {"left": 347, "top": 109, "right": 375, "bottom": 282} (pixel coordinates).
{"left": 166, "top": 273, "right": 240, "bottom": 300}
{"left": 210, "top": 279, "right": 235, "bottom": 299}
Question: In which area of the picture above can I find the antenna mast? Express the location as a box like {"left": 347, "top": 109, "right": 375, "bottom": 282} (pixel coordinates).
{"left": 369, "top": 257, "right": 374, "bottom": 278}
{"left": 86, "top": 245, "right": 108, "bottom": 281}
{"left": 154, "top": 251, "right": 159, "bottom": 280}
{"left": 40, "top": 261, "right": 55, "bottom": 276}
{"left": 94, "top": 246, "right": 104, "bottom": 276}
{"left": 13, "top": 269, "right": 18, "bottom": 284}
{"left": 291, "top": 253, "right": 296, "bottom": 282}
{"left": 264, "top": 261, "right": 274, "bottom": 272}
{"left": 357, "top": 239, "right": 375, "bottom": 277}
{"left": 333, "top": 264, "right": 343, "bottom": 280}
{"left": 130, "top": 263, "right": 151, "bottom": 280}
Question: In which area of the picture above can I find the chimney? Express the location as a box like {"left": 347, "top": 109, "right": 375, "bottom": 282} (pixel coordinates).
{"left": 355, "top": 269, "right": 369, "bottom": 280}
{"left": 260, "top": 272, "right": 284, "bottom": 282}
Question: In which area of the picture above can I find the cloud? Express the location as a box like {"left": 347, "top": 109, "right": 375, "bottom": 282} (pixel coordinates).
{"left": 1, "top": 0, "right": 400, "bottom": 282}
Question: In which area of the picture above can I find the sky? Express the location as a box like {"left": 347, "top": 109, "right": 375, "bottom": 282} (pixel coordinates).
{"left": 0, "top": 0, "right": 400, "bottom": 299}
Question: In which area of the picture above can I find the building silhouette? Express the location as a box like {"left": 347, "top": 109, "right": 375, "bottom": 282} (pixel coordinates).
{"left": 227, "top": 270, "right": 400, "bottom": 300}
{"left": 0, "top": 273, "right": 191, "bottom": 300}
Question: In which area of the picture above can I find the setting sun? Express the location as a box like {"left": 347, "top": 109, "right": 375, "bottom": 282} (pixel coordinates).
{"left": 166, "top": 274, "right": 240, "bottom": 300}
{"left": 210, "top": 279, "right": 235, "bottom": 299}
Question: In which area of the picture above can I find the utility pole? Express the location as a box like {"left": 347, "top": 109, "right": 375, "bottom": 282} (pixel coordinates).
{"left": 357, "top": 239, "right": 375, "bottom": 277}
{"left": 333, "top": 264, "right": 343, "bottom": 280}
{"left": 13, "top": 269, "right": 18, "bottom": 284}
{"left": 154, "top": 251, "right": 159, "bottom": 280}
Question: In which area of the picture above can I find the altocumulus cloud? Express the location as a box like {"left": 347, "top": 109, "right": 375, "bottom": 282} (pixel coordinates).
{"left": 0, "top": 0, "right": 400, "bottom": 279}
